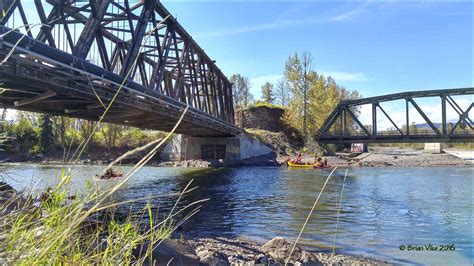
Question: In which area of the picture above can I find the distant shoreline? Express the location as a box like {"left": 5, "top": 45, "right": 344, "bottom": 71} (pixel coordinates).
{"left": 1, "top": 146, "right": 472, "bottom": 168}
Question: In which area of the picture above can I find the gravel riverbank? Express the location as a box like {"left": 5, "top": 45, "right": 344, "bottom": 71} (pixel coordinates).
{"left": 188, "top": 236, "right": 389, "bottom": 265}
{"left": 281, "top": 147, "right": 472, "bottom": 168}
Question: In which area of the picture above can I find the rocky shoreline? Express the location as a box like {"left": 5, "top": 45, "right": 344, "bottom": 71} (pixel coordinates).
{"left": 0, "top": 182, "right": 389, "bottom": 265}
{"left": 187, "top": 236, "right": 388, "bottom": 265}
{"left": 2, "top": 147, "right": 471, "bottom": 169}
{"left": 128, "top": 235, "right": 390, "bottom": 265}
{"left": 279, "top": 148, "right": 472, "bottom": 168}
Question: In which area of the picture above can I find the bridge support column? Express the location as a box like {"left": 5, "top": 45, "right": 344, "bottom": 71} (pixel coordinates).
{"left": 351, "top": 143, "right": 368, "bottom": 153}
{"left": 424, "top": 143, "right": 444, "bottom": 154}
{"left": 160, "top": 133, "right": 274, "bottom": 165}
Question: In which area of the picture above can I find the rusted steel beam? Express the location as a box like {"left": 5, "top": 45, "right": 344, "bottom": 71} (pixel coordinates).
{"left": 73, "top": 0, "right": 110, "bottom": 59}
{"left": 120, "top": 0, "right": 154, "bottom": 77}
{"left": 1, "top": 0, "right": 237, "bottom": 132}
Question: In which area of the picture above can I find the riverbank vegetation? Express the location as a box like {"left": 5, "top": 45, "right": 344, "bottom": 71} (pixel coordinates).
{"left": 233, "top": 51, "right": 360, "bottom": 153}
{"left": 0, "top": 170, "right": 202, "bottom": 264}
{"left": 0, "top": 111, "right": 166, "bottom": 162}
{"left": 0, "top": 107, "right": 202, "bottom": 264}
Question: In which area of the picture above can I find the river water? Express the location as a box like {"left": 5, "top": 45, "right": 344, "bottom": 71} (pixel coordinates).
{"left": 1, "top": 164, "right": 472, "bottom": 265}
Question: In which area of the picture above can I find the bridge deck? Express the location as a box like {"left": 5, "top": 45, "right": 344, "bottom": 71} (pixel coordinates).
{"left": 0, "top": 0, "right": 243, "bottom": 137}
{"left": 0, "top": 26, "right": 240, "bottom": 137}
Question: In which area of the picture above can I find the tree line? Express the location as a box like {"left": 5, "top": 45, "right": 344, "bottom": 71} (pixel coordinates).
{"left": 231, "top": 51, "right": 360, "bottom": 140}
{"left": 0, "top": 111, "right": 163, "bottom": 158}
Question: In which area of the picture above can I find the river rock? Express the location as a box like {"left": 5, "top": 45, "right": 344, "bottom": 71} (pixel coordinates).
{"left": 254, "top": 254, "right": 269, "bottom": 264}
{"left": 132, "top": 239, "right": 200, "bottom": 265}
{"left": 299, "top": 250, "right": 322, "bottom": 265}
{"left": 0, "top": 182, "right": 15, "bottom": 192}
{"left": 198, "top": 250, "right": 230, "bottom": 266}
{"left": 261, "top": 237, "right": 321, "bottom": 265}
{"left": 261, "top": 237, "right": 300, "bottom": 263}
{"left": 0, "top": 182, "right": 32, "bottom": 216}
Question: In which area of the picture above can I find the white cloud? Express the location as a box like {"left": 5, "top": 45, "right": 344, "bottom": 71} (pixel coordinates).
{"left": 328, "top": 7, "right": 364, "bottom": 22}
{"left": 195, "top": 4, "right": 366, "bottom": 38}
{"left": 196, "top": 18, "right": 321, "bottom": 38}
{"left": 357, "top": 98, "right": 472, "bottom": 130}
{"left": 321, "top": 71, "right": 368, "bottom": 82}
{"left": 249, "top": 74, "right": 283, "bottom": 98}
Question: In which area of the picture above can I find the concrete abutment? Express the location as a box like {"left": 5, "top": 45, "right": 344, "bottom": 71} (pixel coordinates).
{"left": 160, "top": 133, "right": 275, "bottom": 165}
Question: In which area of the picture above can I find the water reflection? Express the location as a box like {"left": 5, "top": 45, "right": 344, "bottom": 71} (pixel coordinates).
{"left": 1, "top": 164, "right": 472, "bottom": 265}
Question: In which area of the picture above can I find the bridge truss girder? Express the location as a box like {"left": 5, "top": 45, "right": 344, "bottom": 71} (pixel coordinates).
{"left": 316, "top": 88, "right": 474, "bottom": 144}
{"left": 0, "top": 0, "right": 237, "bottom": 136}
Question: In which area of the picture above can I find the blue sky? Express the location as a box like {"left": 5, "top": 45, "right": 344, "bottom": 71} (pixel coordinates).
{"left": 162, "top": 1, "right": 472, "bottom": 99}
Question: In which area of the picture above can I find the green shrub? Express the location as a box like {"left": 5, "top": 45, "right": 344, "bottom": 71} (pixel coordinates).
{"left": 0, "top": 172, "right": 191, "bottom": 264}
{"left": 29, "top": 144, "right": 41, "bottom": 156}
{"left": 246, "top": 101, "right": 285, "bottom": 110}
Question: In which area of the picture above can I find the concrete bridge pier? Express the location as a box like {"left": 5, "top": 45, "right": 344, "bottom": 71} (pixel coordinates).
{"left": 160, "top": 133, "right": 274, "bottom": 165}
{"left": 424, "top": 143, "right": 444, "bottom": 154}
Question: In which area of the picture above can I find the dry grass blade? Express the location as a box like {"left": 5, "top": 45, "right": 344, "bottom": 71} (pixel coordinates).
{"left": 285, "top": 167, "right": 337, "bottom": 265}
{"left": 332, "top": 168, "right": 348, "bottom": 254}
{"left": 101, "top": 138, "right": 163, "bottom": 176}
{"left": 37, "top": 105, "right": 189, "bottom": 258}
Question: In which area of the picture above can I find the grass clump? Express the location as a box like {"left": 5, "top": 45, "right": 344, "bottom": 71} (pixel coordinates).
{"left": 0, "top": 173, "right": 190, "bottom": 265}
{"left": 245, "top": 101, "right": 285, "bottom": 110}
{"left": 0, "top": 106, "right": 201, "bottom": 265}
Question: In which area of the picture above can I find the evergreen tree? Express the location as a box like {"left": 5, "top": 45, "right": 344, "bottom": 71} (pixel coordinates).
{"left": 40, "top": 114, "right": 55, "bottom": 153}
{"left": 261, "top": 82, "right": 275, "bottom": 103}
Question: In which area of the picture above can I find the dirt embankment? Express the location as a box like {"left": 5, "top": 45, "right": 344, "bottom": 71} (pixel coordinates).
{"left": 235, "top": 106, "right": 304, "bottom": 159}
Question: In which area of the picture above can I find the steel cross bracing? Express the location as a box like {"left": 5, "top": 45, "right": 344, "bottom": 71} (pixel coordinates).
{"left": 316, "top": 87, "right": 474, "bottom": 143}
{"left": 0, "top": 0, "right": 239, "bottom": 136}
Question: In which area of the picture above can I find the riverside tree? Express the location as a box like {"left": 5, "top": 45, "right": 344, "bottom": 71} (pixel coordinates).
{"left": 284, "top": 51, "right": 315, "bottom": 137}
{"left": 40, "top": 114, "right": 54, "bottom": 153}
{"left": 261, "top": 82, "right": 275, "bottom": 103}
{"left": 230, "top": 74, "right": 254, "bottom": 108}
{"left": 283, "top": 51, "right": 360, "bottom": 139}
{"left": 276, "top": 79, "right": 290, "bottom": 107}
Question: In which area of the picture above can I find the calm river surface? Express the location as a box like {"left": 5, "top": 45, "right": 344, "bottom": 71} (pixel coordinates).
{"left": 1, "top": 164, "right": 472, "bottom": 265}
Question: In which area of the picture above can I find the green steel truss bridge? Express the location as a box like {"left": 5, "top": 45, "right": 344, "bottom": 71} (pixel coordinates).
{"left": 316, "top": 87, "right": 473, "bottom": 144}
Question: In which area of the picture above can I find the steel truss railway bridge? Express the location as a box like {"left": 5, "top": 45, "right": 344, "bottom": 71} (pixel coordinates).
{"left": 0, "top": 0, "right": 239, "bottom": 137}
{"left": 0, "top": 1, "right": 472, "bottom": 147}
{"left": 316, "top": 87, "right": 473, "bottom": 144}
